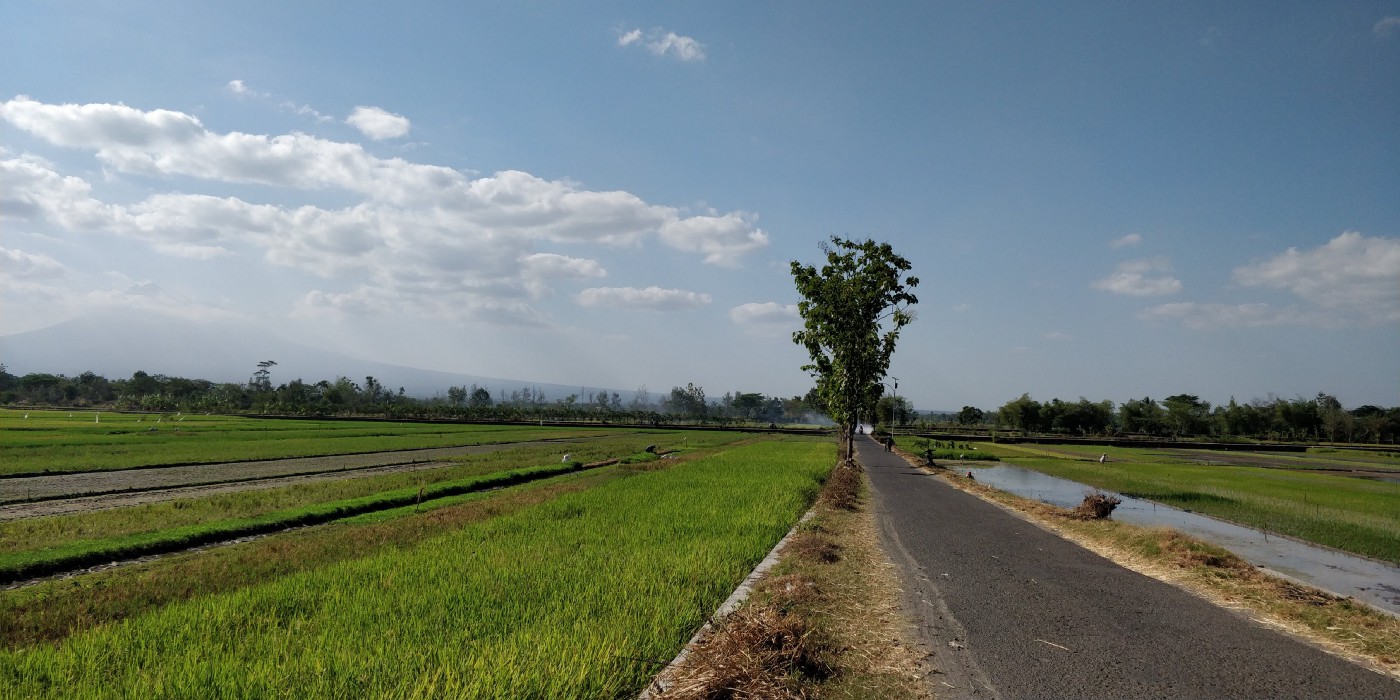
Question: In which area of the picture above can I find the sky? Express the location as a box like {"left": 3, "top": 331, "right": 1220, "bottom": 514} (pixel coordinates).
{"left": 2, "top": 1, "right": 1398, "bottom": 411}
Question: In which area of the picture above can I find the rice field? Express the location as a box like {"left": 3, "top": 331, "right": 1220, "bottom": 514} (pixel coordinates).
{"left": 0, "top": 409, "right": 625, "bottom": 475}
{"left": 0, "top": 436, "right": 834, "bottom": 697}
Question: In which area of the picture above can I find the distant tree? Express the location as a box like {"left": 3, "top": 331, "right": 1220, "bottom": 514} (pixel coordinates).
{"left": 956, "top": 406, "right": 985, "bottom": 426}
{"left": 630, "top": 385, "right": 652, "bottom": 410}
{"left": 1316, "top": 392, "right": 1345, "bottom": 442}
{"left": 251, "top": 360, "right": 277, "bottom": 392}
{"left": 791, "top": 237, "right": 918, "bottom": 459}
{"left": 997, "top": 394, "right": 1042, "bottom": 434}
{"left": 468, "top": 386, "right": 493, "bottom": 408}
{"left": 1162, "top": 394, "right": 1211, "bottom": 437}
{"left": 665, "top": 383, "right": 707, "bottom": 419}
{"left": 447, "top": 386, "right": 468, "bottom": 406}
{"left": 1120, "top": 397, "right": 1165, "bottom": 435}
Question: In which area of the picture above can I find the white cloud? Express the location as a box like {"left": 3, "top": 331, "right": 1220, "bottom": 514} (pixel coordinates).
{"left": 658, "top": 212, "right": 768, "bottom": 266}
{"left": 0, "top": 96, "right": 769, "bottom": 325}
{"left": 283, "top": 102, "right": 334, "bottom": 123}
{"left": 617, "top": 27, "right": 706, "bottom": 62}
{"left": 346, "top": 106, "right": 411, "bottom": 140}
{"left": 1137, "top": 302, "right": 1295, "bottom": 330}
{"left": 519, "top": 252, "right": 606, "bottom": 298}
{"left": 1092, "top": 258, "right": 1182, "bottom": 296}
{"left": 575, "top": 286, "right": 711, "bottom": 311}
{"left": 1233, "top": 231, "right": 1400, "bottom": 323}
{"left": 0, "top": 246, "right": 66, "bottom": 280}
{"left": 1109, "top": 233, "right": 1142, "bottom": 249}
{"left": 225, "top": 80, "right": 267, "bottom": 99}
{"left": 1374, "top": 16, "right": 1400, "bottom": 38}
{"left": 730, "top": 302, "right": 799, "bottom": 335}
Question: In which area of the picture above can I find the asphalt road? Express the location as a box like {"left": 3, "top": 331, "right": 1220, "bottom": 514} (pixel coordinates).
{"left": 856, "top": 434, "right": 1397, "bottom": 699}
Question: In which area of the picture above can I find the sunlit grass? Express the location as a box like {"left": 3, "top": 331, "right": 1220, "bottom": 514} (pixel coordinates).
{"left": 0, "top": 409, "right": 627, "bottom": 475}
{"left": 0, "top": 439, "right": 834, "bottom": 698}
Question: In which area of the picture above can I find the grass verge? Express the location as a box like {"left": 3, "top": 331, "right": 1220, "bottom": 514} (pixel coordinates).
{"left": 655, "top": 459, "right": 933, "bottom": 699}
{"left": 900, "top": 451, "right": 1400, "bottom": 680}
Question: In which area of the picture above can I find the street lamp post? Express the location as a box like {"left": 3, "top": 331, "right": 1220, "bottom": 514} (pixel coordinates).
{"left": 884, "top": 377, "right": 900, "bottom": 434}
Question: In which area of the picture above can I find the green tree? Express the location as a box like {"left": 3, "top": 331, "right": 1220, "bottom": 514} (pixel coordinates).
{"left": 791, "top": 237, "right": 918, "bottom": 459}
{"left": 956, "top": 406, "right": 986, "bottom": 426}
{"left": 468, "top": 386, "right": 493, "bottom": 408}
{"left": 997, "top": 393, "right": 1042, "bottom": 434}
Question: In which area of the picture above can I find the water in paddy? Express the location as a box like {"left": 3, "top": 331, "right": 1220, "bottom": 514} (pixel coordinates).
{"left": 969, "top": 464, "right": 1400, "bottom": 617}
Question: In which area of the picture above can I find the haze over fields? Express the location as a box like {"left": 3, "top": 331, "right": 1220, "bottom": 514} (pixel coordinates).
{"left": 2, "top": 2, "right": 1398, "bottom": 410}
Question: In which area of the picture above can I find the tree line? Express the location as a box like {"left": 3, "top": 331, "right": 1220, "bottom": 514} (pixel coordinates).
{"left": 975, "top": 392, "right": 1400, "bottom": 444}
{"left": 0, "top": 364, "right": 828, "bottom": 427}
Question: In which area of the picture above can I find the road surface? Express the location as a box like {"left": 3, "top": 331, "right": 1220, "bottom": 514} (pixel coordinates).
{"left": 857, "top": 434, "right": 1397, "bottom": 699}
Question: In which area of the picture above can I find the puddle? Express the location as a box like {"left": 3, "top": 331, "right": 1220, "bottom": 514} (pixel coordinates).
{"left": 969, "top": 464, "right": 1400, "bottom": 617}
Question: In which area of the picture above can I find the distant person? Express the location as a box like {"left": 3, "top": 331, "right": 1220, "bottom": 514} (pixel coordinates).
{"left": 1099, "top": 453, "right": 1107, "bottom": 464}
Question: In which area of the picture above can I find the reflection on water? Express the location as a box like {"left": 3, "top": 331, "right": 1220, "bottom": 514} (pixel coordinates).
{"left": 970, "top": 464, "right": 1400, "bottom": 617}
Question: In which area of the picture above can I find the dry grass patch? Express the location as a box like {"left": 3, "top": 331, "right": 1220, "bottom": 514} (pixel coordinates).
{"left": 654, "top": 459, "right": 933, "bottom": 699}
{"left": 926, "top": 463, "right": 1400, "bottom": 679}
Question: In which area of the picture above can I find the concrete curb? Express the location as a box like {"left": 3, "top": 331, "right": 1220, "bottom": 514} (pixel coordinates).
{"left": 638, "top": 508, "right": 817, "bottom": 699}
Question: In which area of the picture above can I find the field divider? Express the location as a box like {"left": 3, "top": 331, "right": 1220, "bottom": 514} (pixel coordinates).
{"left": 0, "top": 436, "right": 594, "bottom": 480}
{"left": 3, "top": 458, "right": 455, "bottom": 506}
{"left": 0, "top": 459, "right": 618, "bottom": 586}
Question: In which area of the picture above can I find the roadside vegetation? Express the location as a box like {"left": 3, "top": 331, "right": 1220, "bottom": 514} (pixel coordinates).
{"left": 0, "top": 438, "right": 834, "bottom": 697}
{"left": 656, "top": 460, "right": 932, "bottom": 699}
{"left": 953, "top": 440, "right": 1400, "bottom": 564}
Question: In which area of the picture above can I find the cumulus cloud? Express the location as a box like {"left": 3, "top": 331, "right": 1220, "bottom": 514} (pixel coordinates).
{"left": 0, "top": 96, "right": 768, "bottom": 324}
{"left": 576, "top": 286, "right": 711, "bottom": 311}
{"left": 617, "top": 27, "right": 706, "bottom": 61}
{"left": 658, "top": 212, "right": 768, "bottom": 266}
{"left": 1092, "top": 258, "right": 1183, "bottom": 296}
{"left": 1374, "top": 16, "right": 1400, "bottom": 38}
{"left": 1109, "top": 233, "right": 1142, "bottom": 249}
{"left": 1233, "top": 231, "right": 1400, "bottom": 323}
{"left": 729, "top": 301, "right": 800, "bottom": 336}
{"left": 346, "top": 105, "right": 411, "bottom": 140}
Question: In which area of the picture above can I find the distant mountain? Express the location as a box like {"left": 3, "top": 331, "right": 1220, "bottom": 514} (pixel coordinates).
{"left": 0, "top": 311, "right": 605, "bottom": 401}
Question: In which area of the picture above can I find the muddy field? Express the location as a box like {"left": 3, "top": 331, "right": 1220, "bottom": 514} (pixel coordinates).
{"left": 0, "top": 439, "right": 584, "bottom": 521}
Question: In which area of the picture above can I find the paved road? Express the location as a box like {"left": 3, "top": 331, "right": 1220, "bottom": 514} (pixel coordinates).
{"left": 857, "top": 434, "right": 1397, "bottom": 699}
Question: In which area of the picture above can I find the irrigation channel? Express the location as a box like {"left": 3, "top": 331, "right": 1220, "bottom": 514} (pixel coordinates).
{"left": 968, "top": 463, "right": 1400, "bottom": 617}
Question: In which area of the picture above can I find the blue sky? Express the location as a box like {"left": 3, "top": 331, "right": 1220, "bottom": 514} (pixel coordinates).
{"left": 2, "top": 1, "right": 1398, "bottom": 411}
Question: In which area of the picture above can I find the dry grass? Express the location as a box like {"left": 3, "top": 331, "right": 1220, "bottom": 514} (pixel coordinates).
{"left": 821, "top": 459, "right": 862, "bottom": 512}
{"left": 655, "top": 460, "right": 933, "bottom": 699}
{"left": 919, "top": 458, "right": 1400, "bottom": 680}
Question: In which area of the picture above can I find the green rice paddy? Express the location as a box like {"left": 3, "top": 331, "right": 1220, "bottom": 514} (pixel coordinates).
{"left": 0, "top": 419, "right": 834, "bottom": 697}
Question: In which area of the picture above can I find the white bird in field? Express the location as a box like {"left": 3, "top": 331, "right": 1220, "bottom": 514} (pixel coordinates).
{"left": 23, "top": 414, "right": 28, "bottom": 419}
{"left": 562, "top": 453, "right": 571, "bottom": 462}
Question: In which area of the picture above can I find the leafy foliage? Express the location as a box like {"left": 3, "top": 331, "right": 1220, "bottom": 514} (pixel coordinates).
{"left": 791, "top": 237, "right": 918, "bottom": 457}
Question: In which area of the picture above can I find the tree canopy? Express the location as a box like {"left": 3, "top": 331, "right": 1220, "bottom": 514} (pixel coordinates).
{"left": 791, "top": 237, "right": 918, "bottom": 458}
